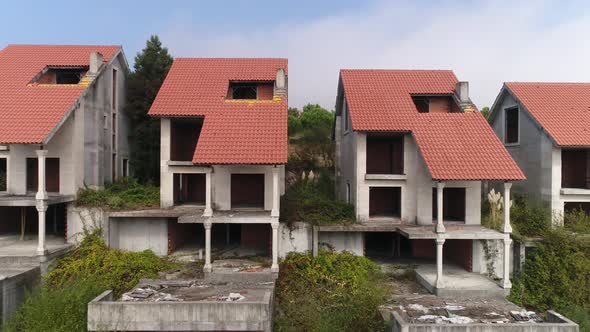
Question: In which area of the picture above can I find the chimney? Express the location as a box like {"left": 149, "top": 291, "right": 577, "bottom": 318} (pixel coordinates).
{"left": 455, "top": 81, "right": 469, "bottom": 103}
{"left": 274, "top": 68, "right": 287, "bottom": 98}
{"left": 89, "top": 52, "right": 104, "bottom": 75}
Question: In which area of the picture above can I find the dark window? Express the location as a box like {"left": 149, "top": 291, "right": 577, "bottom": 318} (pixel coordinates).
{"left": 0, "top": 158, "right": 6, "bottom": 191}
{"left": 112, "top": 69, "right": 117, "bottom": 110}
{"left": 562, "top": 149, "right": 589, "bottom": 189}
{"left": 231, "top": 84, "right": 257, "bottom": 99}
{"left": 366, "top": 135, "right": 404, "bottom": 174}
{"left": 170, "top": 119, "right": 203, "bottom": 161}
{"left": 112, "top": 153, "right": 116, "bottom": 180}
{"left": 122, "top": 159, "right": 129, "bottom": 177}
{"left": 369, "top": 187, "right": 401, "bottom": 218}
{"left": 173, "top": 173, "right": 206, "bottom": 205}
{"left": 564, "top": 202, "right": 590, "bottom": 215}
{"left": 432, "top": 187, "right": 466, "bottom": 222}
{"left": 26, "top": 158, "right": 59, "bottom": 192}
{"left": 505, "top": 107, "right": 519, "bottom": 144}
{"left": 34, "top": 67, "right": 87, "bottom": 85}
{"left": 231, "top": 174, "right": 265, "bottom": 208}
{"left": 412, "top": 97, "right": 430, "bottom": 113}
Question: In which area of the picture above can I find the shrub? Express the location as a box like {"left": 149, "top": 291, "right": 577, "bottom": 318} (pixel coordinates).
{"left": 510, "top": 195, "right": 551, "bottom": 238}
{"left": 509, "top": 229, "right": 590, "bottom": 330}
{"left": 280, "top": 179, "right": 355, "bottom": 226}
{"left": 564, "top": 209, "right": 590, "bottom": 234}
{"left": 77, "top": 177, "right": 159, "bottom": 211}
{"left": 274, "top": 251, "right": 388, "bottom": 331}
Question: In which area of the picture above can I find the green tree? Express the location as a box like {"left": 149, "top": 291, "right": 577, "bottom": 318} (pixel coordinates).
{"left": 126, "top": 35, "right": 173, "bottom": 184}
{"left": 481, "top": 106, "right": 490, "bottom": 119}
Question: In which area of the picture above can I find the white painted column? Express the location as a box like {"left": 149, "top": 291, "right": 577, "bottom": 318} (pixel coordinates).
{"left": 312, "top": 226, "right": 319, "bottom": 257}
{"left": 271, "top": 167, "right": 280, "bottom": 217}
{"left": 203, "top": 170, "right": 213, "bottom": 217}
{"left": 436, "top": 181, "right": 445, "bottom": 233}
{"left": 271, "top": 222, "right": 279, "bottom": 273}
{"left": 36, "top": 149, "right": 48, "bottom": 255}
{"left": 502, "top": 182, "right": 512, "bottom": 233}
{"left": 434, "top": 236, "right": 445, "bottom": 288}
{"left": 502, "top": 182, "right": 513, "bottom": 289}
{"left": 204, "top": 221, "right": 212, "bottom": 273}
{"left": 502, "top": 235, "right": 512, "bottom": 289}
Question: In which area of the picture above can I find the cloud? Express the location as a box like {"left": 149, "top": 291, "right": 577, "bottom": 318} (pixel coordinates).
{"left": 161, "top": 0, "right": 590, "bottom": 110}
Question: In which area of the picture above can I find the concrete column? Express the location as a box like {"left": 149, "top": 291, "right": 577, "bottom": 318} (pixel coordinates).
{"left": 204, "top": 221, "right": 212, "bottom": 273}
{"left": 503, "top": 182, "right": 512, "bottom": 234}
{"left": 36, "top": 200, "right": 48, "bottom": 255}
{"left": 434, "top": 236, "right": 445, "bottom": 288}
{"left": 502, "top": 235, "right": 512, "bottom": 289}
{"left": 436, "top": 181, "right": 445, "bottom": 233}
{"left": 36, "top": 149, "right": 49, "bottom": 255}
{"left": 271, "top": 222, "right": 279, "bottom": 273}
{"left": 312, "top": 226, "right": 319, "bottom": 257}
{"left": 271, "top": 167, "right": 280, "bottom": 217}
{"left": 203, "top": 171, "right": 213, "bottom": 217}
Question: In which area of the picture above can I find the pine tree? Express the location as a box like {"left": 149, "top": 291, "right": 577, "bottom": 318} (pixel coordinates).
{"left": 126, "top": 35, "right": 173, "bottom": 184}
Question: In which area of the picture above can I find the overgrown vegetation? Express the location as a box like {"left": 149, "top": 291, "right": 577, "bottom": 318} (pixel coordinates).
{"left": 509, "top": 229, "right": 590, "bottom": 331}
{"left": 126, "top": 35, "right": 173, "bottom": 184}
{"left": 76, "top": 177, "right": 159, "bottom": 210}
{"left": 280, "top": 173, "right": 355, "bottom": 226}
{"left": 564, "top": 209, "right": 590, "bottom": 234}
{"left": 274, "top": 251, "right": 389, "bottom": 331}
{"left": 3, "top": 230, "right": 176, "bottom": 332}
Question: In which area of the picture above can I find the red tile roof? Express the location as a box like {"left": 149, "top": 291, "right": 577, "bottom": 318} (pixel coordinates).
{"left": 505, "top": 82, "right": 590, "bottom": 146}
{"left": 340, "top": 69, "right": 525, "bottom": 181}
{"left": 149, "top": 58, "right": 288, "bottom": 164}
{"left": 0, "top": 44, "right": 121, "bottom": 144}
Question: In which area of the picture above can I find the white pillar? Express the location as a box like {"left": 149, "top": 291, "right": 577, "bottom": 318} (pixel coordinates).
{"left": 36, "top": 149, "right": 48, "bottom": 255}
{"left": 204, "top": 221, "right": 212, "bottom": 273}
{"left": 434, "top": 236, "right": 445, "bottom": 288}
{"left": 312, "top": 226, "right": 319, "bottom": 257}
{"left": 502, "top": 235, "right": 512, "bottom": 289}
{"left": 271, "top": 222, "right": 279, "bottom": 273}
{"left": 503, "top": 182, "right": 512, "bottom": 233}
{"left": 436, "top": 181, "right": 445, "bottom": 233}
{"left": 203, "top": 171, "right": 213, "bottom": 217}
{"left": 271, "top": 167, "right": 280, "bottom": 217}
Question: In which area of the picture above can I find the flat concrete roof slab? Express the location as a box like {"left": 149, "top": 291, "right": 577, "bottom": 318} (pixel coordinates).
{"left": 415, "top": 264, "right": 505, "bottom": 298}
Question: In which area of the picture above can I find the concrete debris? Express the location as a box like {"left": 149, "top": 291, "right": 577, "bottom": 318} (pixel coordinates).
{"left": 510, "top": 310, "right": 541, "bottom": 322}
{"left": 239, "top": 266, "right": 264, "bottom": 272}
{"left": 445, "top": 304, "right": 465, "bottom": 311}
{"left": 408, "top": 303, "right": 429, "bottom": 313}
{"left": 226, "top": 293, "right": 245, "bottom": 302}
{"left": 417, "top": 314, "right": 474, "bottom": 324}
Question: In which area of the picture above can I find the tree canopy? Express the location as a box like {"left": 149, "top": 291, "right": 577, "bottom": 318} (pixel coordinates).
{"left": 126, "top": 35, "right": 173, "bottom": 184}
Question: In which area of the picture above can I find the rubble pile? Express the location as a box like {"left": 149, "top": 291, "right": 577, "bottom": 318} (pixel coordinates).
{"left": 120, "top": 279, "right": 248, "bottom": 303}
{"left": 398, "top": 303, "right": 543, "bottom": 324}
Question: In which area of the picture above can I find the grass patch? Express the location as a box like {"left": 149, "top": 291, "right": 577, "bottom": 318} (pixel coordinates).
{"left": 2, "top": 229, "right": 177, "bottom": 332}
{"left": 274, "top": 251, "right": 389, "bottom": 331}
{"left": 76, "top": 177, "right": 159, "bottom": 211}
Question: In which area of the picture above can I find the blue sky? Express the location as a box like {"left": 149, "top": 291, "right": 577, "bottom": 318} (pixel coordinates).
{"left": 2, "top": 0, "right": 590, "bottom": 109}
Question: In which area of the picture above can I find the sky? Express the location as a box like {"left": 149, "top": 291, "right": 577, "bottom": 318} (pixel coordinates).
{"left": 2, "top": 0, "right": 590, "bottom": 110}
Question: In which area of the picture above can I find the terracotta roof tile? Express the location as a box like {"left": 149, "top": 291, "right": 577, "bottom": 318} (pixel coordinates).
{"left": 0, "top": 44, "right": 121, "bottom": 144}
{"left": 148, "top": 58, "right": 288, "bottom": 164}
{"left": 340, "top": 69, "right": 525, "bottom": 181}
{"left": 505, "top": 82, "right": 590, "bottom": 146}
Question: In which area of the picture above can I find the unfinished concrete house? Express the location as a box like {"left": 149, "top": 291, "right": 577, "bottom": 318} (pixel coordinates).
{"left": 489, "top": 83, "right": 590, "bottom": 223}
{"left": 330, "top": 69, "right": 525, "bottom": 295}
{"left": 0, "top": 45, "right": 130, "bottom": 259}
{"left": 145, "top": 58, "right": 287, "bottom": 274}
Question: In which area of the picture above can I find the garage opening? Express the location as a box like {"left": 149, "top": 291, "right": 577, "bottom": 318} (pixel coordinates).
{"left": 432, "top": 187, "right": 466, "bottom": 222}
{"left": 170, "top": 118, "right": 203, "bottom": 162}
{"left": 369, "top": 187, "right": 401, "bottom": 218}
{"left": 26, "top": 158, "right": 60, "bottom": 193}
{"left": 231, "top": 174, "right": 265, "bottom": 209}
{"left": 366, "top": 135, "right": 404, "bottom": 174}
{"left": 365, "top": 232, "right": 395, "bottom": 258}
{"left": 173, "top": 173, "right": 205, "bottom": 205}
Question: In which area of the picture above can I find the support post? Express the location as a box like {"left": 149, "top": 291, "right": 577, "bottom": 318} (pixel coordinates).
{"left": 502, "top": 235, "right": 512, "bottom": 289}
{"left": 203, "top": 171, "right": 213, "bottom": 217}
{"left": 434, "top": 236, "right": 445, "bottom": 289}
{"left": 36, "top": 149, "right": 48, "bottom": 255}
{"left": 503, "top": 182, "right": 512, "bottom": 233}
{"left": 436, "top": 181, "right": 445, "bottom": 233}
{"left": 271, "top": 222, "right": 279, "bottom": 273}
{"left": 271, "top": 167, "right": 280, "bottom": 217}
{"left": 204, "top": 221, "right": 212, "bottom": 273}
{"left": 312, "top": 226, "right": 319, "bottom": 257}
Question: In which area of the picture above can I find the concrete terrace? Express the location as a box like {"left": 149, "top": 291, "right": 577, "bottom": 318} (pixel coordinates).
{"left": 0, "top": 234, "right": 72, "bottom": 263}
{"left": 415, "top": 264, "right": 506, "bottom": 298}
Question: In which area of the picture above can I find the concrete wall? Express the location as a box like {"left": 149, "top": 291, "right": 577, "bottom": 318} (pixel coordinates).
{"left": 489, "top": 91, "right": 566, "bottom": 220}
{"left": 0, "top": 266, "right": 40, "bottom": 325}
{"left": 471, "top": 239, "right": 510, "bottom": 278}
{"left": 0, "top": 51, "right": 129, "bottom": 196}
{"left": 66, "top": 205, "right": 109, "bottom": 244}
{"left": 108, "top": 218, "right": 168, "bottom": 256}
{"left": 278, "top": 222, "right": 312, "bottom": 258}
{"left": 160, "top": 118, "right": 286, "bottom": 211}
{"left": 319, "top": 232, "right": 364, "bottom": 255}
{"left": 335, "top": 98, "right": 358, "bottom": 206}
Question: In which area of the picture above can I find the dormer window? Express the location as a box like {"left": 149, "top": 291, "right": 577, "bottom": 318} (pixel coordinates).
{"left": 32, "top": 66, "right": 88, "bottom": 85}
{"left": 412, "top": 96, "right": 458, "bottom": 113}
{"left": 227, "top": 81, "right": 274, "bottom": 101}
